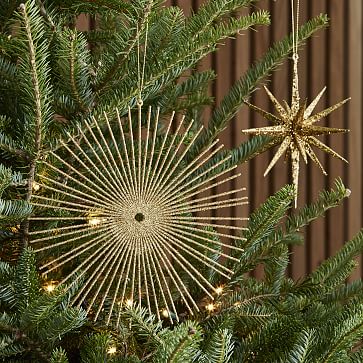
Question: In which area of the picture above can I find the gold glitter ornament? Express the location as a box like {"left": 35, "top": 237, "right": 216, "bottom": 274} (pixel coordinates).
{"left": 242, "top": 0, "right": 349, "bottom": 206}
{"left": 29, "top": 104, "right": 248, "bottom": 324}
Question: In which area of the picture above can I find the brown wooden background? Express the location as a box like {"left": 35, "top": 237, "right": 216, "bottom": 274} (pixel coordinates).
{"left": 79, "top": 0, "right": 363, "bottom": 279}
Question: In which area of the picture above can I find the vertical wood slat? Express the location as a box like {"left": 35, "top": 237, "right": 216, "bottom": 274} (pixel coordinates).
{"left": 326, "top": 0, "right": 346, "bottom": 258}
{"left": 77, "top": 0, "right": 362, "bottom": 278}
{"left": 348, "top": 0, "right": 363, "bottom": 280}
{"left": 306, "top": 0, "right": 328, "bottom": 276}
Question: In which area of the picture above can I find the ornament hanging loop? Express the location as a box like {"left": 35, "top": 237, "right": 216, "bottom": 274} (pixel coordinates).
{"left": 136, "top": 97, "right": 143, "bottom": 107}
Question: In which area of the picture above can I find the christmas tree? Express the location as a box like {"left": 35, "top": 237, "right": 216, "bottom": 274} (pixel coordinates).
{"left": 0, "top": 0, "right": 362, "bottom": 362}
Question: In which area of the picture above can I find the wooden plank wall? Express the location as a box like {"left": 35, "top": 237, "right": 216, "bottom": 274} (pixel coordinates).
{"left": 80, "top": 0, "right": 363, "bottom": 279}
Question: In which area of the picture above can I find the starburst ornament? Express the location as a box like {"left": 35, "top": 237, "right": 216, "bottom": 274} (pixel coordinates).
{"left": 243, "top": 0, "right": 349, "bottom": 206}
{"left": 243, "top": 55, "right": 349, "bottom": 205}
{"left": 29, "top": 105, "right": 248, "bottom": 324}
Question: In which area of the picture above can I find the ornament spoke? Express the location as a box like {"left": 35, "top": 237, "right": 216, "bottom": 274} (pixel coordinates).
{"left": 308, "top": 136, "right": 348, "bottom": 162}
{"left": 304, "top": 86, "right": 326, "bottom": 118}
{"left": 94, "top": 234, "right": 133, "bottom": 322}
{"left": 148, "top": 233, "right": 197, "bottom": 314}
{"left": 159, "top": 225, "right": 237, "bottom": 274}
{"left": 145, "top": 239, "right": 178, "bottom": 323}
{"left": 73, "top": 232, "right": 126, "bottom": 310}
{"left": 264, "top": 136, "right": 291, "bottom": 177}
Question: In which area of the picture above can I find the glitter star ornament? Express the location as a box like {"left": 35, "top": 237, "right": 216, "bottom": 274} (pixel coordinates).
{"left": 243, "top": 0, "right": 349, "bottom": 206}
{"left": 29, "top": 105, "right": 248, "bottom": 325}
{"left": 243, "top": 71, "right": 349, "bottom": 203}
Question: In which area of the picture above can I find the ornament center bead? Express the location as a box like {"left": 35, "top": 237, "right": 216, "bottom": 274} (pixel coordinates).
{"left": 134, "top": 213, "right": 145, "bottom": 223}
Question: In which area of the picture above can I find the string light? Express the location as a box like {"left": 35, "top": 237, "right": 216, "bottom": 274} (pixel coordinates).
{"left": 88, "top": 217, "right": 102, "bottom": 226}
{"left": 206, "top": 303, "right": 215, "bottom": 312}
{"left": 44, "top": 281, "right": 57, "bottom": 292}
{"left": 125, "top": 299, "right": 133, "bottom": 307}
{"left": 107, "top": 346, "right": 117, "bottom": 355}
{"left": 10, "top": 226, "right": 19, "bottom": 233}
{"left": 32, "top": 181, "right": 41, "bottom": 192}
{"left": 215, "top": 286, "right": 224, "bottom": 295}
{"left": 162, "top": 309, "right": 169, "bottom": 318}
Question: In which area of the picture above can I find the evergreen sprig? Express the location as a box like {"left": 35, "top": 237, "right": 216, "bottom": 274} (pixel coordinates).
{"left": 230, "top": 185, "right": 295, "bottom": 279}
{"left": 0, "top": 249, "right": 87, "bottom": 361}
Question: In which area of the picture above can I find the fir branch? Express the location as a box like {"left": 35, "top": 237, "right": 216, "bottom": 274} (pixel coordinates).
{"left": 0, "top": 56, "right": 17, "bottom": 84}
{"left": 122, "top": 306, "right": 163, "bottom": 347}
{"left": 14, "top": 248, "right": 39, "bottom": 311}
{"left": 50, "top": 347, "right": 69, "bottom": 363}
{"left": 321, "top": 305, "right": 363, "bottom": 363}
{"left": 0, "top": 135, "right": 30, "bottom": 161}
{"left": 61, "top": 0, "right": 132, "bottom": 13}
{"left": 40, "top": 307, "right": 87, "bottom": 345}
{"left": 35, "top": 0, "right": 55, "bottom": 29}
{"left": 263, "top": 243, "right": 289, "bottom": 293}
{"left": 145, "top": 11, "right": 270, "bottom": 93}
{"left": 307, "top": 230, "right": 363, "bottom": 288}
{"left": 16, "top": 1, "right": 52, "bottom": 247}
{"left": 323, "top": 280, "right": 363, "bottom": 305}
{"left": 0, "top": 119, "right": 30, "bottom": 160}
{"left": 350, "top": 350, "right": 363, "bottom": 363}
{"left": 229, "top": 135, "right": 275, "bottom": 165}
{"left": 0, "top": 199, "right": 32, "bottom": 223}
{"left": 95, "top": 0, "right": 153, "bottom": 93}
{"left": 52, "top": 28, "right": 93, "bottom": 125}
{"left": 271, "top": 178, "right": 349, "bottom": 246}
{"left": 285, "top": 329, "right": 315, "bottom": 363}
{"left": 19, "top": 2, "right": 43, "bottom": 160}
{"left": 0, "top": 165, "right": 32, "bottom": 225}
{"left": 185, "top": 0, "right": 255, "bottom": 41}
{"left": 229, "top": 186, "right": 295, "bottom": 281}
{"left": 168, "top": 333, "right": 195, "bottom": 362}
{"left": 69, "top": 41, "right": 86, "bottom": 112}
{"left": 198, "top": 329, "right": 234, "bottom": 363}
{"left": 80, "top": 333, "right": 112, "bottom": 362}
{"left": 153, "top": 321, "right": 202, "bottom": 363}
{"left": 95, "top": 9, "right": 269, "bottom": 116}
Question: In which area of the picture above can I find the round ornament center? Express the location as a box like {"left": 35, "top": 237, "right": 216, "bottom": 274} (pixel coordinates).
{"left": 134, "top": 212, "right": 145, "bottom": 223}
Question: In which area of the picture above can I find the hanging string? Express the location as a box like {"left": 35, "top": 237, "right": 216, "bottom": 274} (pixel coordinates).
{"left": 291, "top": 0, "right": 300, "bottom": 62}
{"left": 296, "top": 0, "right": 300, "bottom": 54}
{"left": 136, "top": 18, "right": 149, "bottom": 107}
{"left": 141, "top": 21, "right": 149, "bottom": 100}
{"left": 291, "top": 0, "right": 300, "bottom": 110}
{"left": 136, "top": 23, "right": 141, "bottom": 104}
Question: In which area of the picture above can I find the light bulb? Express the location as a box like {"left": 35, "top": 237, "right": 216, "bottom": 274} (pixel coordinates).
{"left": 215, "top": 286, "right": 223, "bottom": 295}
{"left": 206, "top": 303, "right": 215, "bottom": 312}
{"left": 107, "top": 346, "right": 117, "bottom": 355}
{"left": 125, "top": 299, "right": 133, "bottom": 307}
{"left": 32, "top": 181, "right": 41, "bottom": 192}
{"left": 162, "top": 309, "right": 169, "bottom": 318}
{"left": 88, "top": 217, "right": 102, "bottom": 226}
{"left": 44, "top": 282, "right": 56, "bottom": 292}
